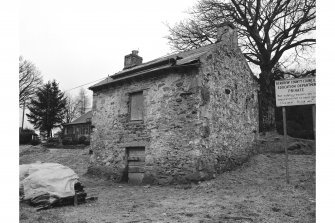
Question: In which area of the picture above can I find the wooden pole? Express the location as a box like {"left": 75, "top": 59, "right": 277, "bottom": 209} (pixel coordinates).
{"left": 312, "top": 105, "right": 316, "bottom": 140}
{"left": 282, "top": 107, "right": 289, "bottom": 184}
{"left": 74, "top": 192, "right": 78, "bottom": 206}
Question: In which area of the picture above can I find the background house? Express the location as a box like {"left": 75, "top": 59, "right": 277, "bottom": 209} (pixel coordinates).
{"left": 88, "top": 24, "right": 259, "bottom": 184}
{"left": 62, "top": 111, "right": 92, "bottom": 144}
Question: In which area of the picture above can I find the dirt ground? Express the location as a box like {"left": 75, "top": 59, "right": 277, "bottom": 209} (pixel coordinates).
{"left": 19, "top": 135, "right": 315, "bottom": 223}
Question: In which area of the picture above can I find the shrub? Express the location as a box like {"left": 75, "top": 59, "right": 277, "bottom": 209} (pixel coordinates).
{"left": 43, "top": 137, "right": 61, "bottom": 148}
{"left": 47, "top": 137, "right": 59, "bottom": 143}
{"left": 78, "top": 136, "right": 87, "bottom": 144}
{"left": 19, "top": 128, "right": 36, "bottom": 145}
{"left": 72, "top": 139, "right": 79, "bottom": 145}
{"left": 43, "top": 142, "right": 57, "bottom": 148}
{"left": 275, "top": 105, "right": 314, "bottom": 140}
{"left": 276, "top": 120, "right": 314, "bottom": 139}
{"left": 79, "top": 136, "right": 90, "bottom": 145}
{"left": 62, "top": 137, "right": 74, "bottom": 145}
{"left": 31, "top": 138, "right": 41, "bottom": 146}
{"left": 62, "top": 137, "right": 79, "bottom": 146}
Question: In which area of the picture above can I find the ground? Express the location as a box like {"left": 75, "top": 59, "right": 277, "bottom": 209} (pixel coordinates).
{"left": 19, "top": 133, "right": 315, "bottom": 223}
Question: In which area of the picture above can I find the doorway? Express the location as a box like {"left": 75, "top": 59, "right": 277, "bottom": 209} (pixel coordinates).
{"left": 126, "top": 147, "right": 145, "bottom": 184}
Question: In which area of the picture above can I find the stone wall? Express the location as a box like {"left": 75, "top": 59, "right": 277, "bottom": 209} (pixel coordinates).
{"left": 89, "top": 41, "right": 259, "bottom": 184}
{"left": 197, "top": 43, "right": 259, "bottom": 174}
{"left": 90, "top": 68, "right": 209, "bottom": 184}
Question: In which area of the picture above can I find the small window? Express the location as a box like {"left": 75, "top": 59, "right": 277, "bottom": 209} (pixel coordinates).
{"left": 129, "top": 91, "right": 144, "bottom": 121}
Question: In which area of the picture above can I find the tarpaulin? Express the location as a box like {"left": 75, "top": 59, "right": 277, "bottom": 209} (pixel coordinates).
{"left": 20, "top": 163, "right": 79, "bottom": 201}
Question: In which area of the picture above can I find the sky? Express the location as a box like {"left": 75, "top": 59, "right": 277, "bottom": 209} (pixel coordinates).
{"left": 19, "top": 0, "right": 199, "bottom": 128}
{"left": 20, "top": 0, "right": 198, "bottom": 92}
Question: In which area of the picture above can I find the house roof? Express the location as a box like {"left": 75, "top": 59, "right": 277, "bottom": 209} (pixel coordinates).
{"left": 63, "top": 111, "right": 92, "bottom": 126}
{"left": 89, "top": 44, "right": 216, "bottom": 90}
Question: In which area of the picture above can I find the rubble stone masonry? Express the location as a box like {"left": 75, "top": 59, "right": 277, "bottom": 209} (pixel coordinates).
{"left": 89, "top": 40, "right": 259, "bottom": 184}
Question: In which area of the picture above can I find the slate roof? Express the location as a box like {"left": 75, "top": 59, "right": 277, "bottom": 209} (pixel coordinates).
{"left": 63, "top": 111, "right": 92, "bottom": 126}
{"left": 89, "top": 44, "right": 216, "bottom": 90}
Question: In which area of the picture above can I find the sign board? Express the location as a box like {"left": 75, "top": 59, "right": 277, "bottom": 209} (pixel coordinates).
{"left": 275, "top": 77, "right": 316, "bottom": 107}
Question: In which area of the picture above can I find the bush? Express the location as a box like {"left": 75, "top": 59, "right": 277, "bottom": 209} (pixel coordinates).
{"left": 276, "top": 120, "right": 314, "bottom": 139}
{"left": 78, "top": 136, "right": 87, "bottom": 143}
{"left": 43, "top": 142, "right": 57, "bottom": 148}
{"left": 72, "top": 139, "right": 79, "bottom": 145}
{"left": 275, "top": 105, "right": 314, "bottom": 140}
{"left": 62, "top": 137, "right": 74, "bottom": 145}
{"left": 47, "top": 137, "right": 59, "bottom": 143}
{"left": 62, "top": 137, "right": 79, "bottom": 146}
{"left": 79, "top": 136, "right": 90, "bottom": 145}
{"left": 62, "top": 138, "right": 71, "bottom": 145}
{"left": 31, "top": 138, "right": 41, "bottom": 146}
{"left": 43, "top": 137, "right": 61, "bottom": 148}
{"left": 20, "top": 128, "right": 36, "bottom": 145}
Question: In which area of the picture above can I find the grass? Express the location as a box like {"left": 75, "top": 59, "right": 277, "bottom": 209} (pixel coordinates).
{"left": 19, "top": 134, "right": 315, "bottom": 223}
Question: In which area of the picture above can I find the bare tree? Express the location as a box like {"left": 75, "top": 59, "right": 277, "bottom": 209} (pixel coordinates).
{"left": 167, "top": 0, "right": 315, "bottom": 131}
{"left": 19, "top": 56, "right": 43, "bottom": 107}
{"left": 64, "top": 93, "right": 81, "bottom": 124}
{"left": 19, "top": 56, "right": 43, "bottom": 130}
{"left": 273, "top": 63, "right": 316, "bottom": 80}
{"left": 76, "top": 88, "right": 91, "bottom": 116}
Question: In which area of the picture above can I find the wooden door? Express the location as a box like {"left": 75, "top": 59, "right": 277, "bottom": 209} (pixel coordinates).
{"left": 127, "top": 147, "right": 145, "bottom": 184}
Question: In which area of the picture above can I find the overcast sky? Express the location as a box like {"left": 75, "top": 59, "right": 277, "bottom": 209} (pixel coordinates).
{"left": 19, "top": 0, "right": 198, "bottom": 128}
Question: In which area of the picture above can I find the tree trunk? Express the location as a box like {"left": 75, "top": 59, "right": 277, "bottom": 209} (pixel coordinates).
{"left": 258, "top": 70, "right": 276, "bottom": 132}
{"left": 47, "top": 130, "right": 51, "bottom": 139}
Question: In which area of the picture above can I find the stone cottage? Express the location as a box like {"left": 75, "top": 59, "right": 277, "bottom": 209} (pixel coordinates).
{"left": 88, "top": 24, "right": 259, "bottom": 184}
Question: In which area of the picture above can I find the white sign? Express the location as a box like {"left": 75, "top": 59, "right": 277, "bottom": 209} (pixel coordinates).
{"left": 275, "top": 77, "right": 316, "bottom": 107}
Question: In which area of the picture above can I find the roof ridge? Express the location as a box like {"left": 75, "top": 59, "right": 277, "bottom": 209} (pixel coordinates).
{"left": 66, "top": 110, "right": 92, "bottom": 125}
{"left": 89, "top": 43, "right": 217, "bottom": 90}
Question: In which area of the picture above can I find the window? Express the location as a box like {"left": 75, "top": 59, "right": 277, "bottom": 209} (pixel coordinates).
{"left": 129, "top": 91, "right": 144, "bottom": 121}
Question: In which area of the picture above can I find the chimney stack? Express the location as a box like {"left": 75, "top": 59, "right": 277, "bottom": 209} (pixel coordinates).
{"left": 217, "top": 22, "right": 238, "bottom": 47}
{"left": 124, "top": 50, "right": 143, "bottom": 69}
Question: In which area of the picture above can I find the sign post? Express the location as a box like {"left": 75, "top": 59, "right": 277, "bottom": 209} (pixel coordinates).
{"left": 275, "top": 77, "right": 316, "bottom": 184}
{"left": 312, "top": 105, "right": 316, "bottom": 140}
{"left": 282, "top": 107, "right": 289, "bottom": 184}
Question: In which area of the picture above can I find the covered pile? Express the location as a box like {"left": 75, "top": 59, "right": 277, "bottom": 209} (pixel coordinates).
{"left": 20, "top": 162, "right": 86, "bottom": 210}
